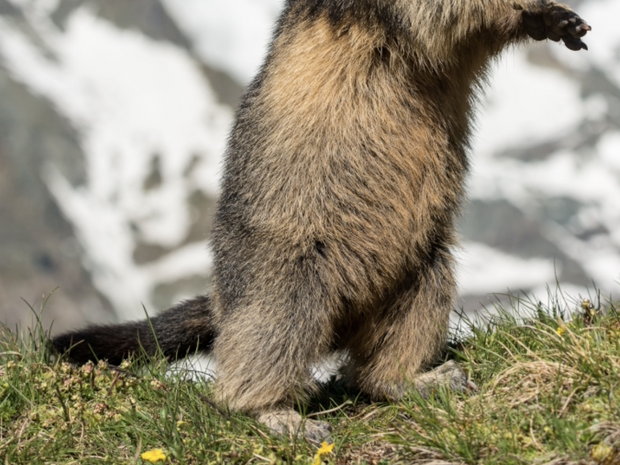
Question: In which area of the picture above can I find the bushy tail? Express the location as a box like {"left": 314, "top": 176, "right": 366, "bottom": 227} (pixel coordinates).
{"left": 51, "top": 295, "right": 216, "bottom": 365}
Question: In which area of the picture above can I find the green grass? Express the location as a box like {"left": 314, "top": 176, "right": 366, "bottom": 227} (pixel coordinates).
{"left": 1, "top": 291, "right": 620, "bottom": 464}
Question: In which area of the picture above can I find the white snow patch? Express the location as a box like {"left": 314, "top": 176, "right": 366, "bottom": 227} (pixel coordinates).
{"left": 520, "top": 151, "right": 619, "bottom": 201}
{"left": 474, "top": 48, "right": 583, "bottom": 159}
{"left": 161, "top": 0, "right": 285, "bottom": 85}
{"left": 457, "top": 242, "right": 556, "bottom": 295}
{"left": 543, "top": 223, "right": 620, "bottom": 292}
{"left": 598, "top": 131, "right": 620, "bottom": 172}
{"left": 8, "top": 0, "right": 59, "bottom": 17}
{"left": 167, "top": 355, "right": 217, "bottom": 382}
{"left": 0, "top": 8, "right": 231, "bottom": 319}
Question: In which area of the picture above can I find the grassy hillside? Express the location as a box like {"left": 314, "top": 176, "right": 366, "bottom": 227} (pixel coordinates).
{"left": 1, "top": 292, "right": 619, "bottom": 464}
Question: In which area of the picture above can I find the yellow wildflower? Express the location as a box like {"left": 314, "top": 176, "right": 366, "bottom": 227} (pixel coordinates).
{"left": 556, "top": 327, "right": 566, "bottom": 336}
{"left": 591, "top": 443, "right": 614, "bottom": 462}
{"left": 141, "top": 449, "right": 167, "bottom": 463}
{"left": 312, "top": 442, "right": 335, "bottom": 465}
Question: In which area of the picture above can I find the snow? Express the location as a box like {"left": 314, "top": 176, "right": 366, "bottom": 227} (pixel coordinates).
{"left": 474, "top": 47, "right": 584, "bottom": 159}
{"left": 457, "top": 242, "right": 556, "bottom": 295}
{"left": 466, "top": 2, "right": 620, "bottom": 300}
{"left": 160, "top": 0, "right": 285, "bottom": 85}
{"left": 0, "top": 6, "right": 231, "bottom": 320}
{"left": 1, "top": 0, "right": 618, "bottom": 319}
{"left": 598, "top": 131, "right": 620, "bottom": 172}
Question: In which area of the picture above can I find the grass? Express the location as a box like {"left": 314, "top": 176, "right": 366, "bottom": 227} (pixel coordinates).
{"left": 1, "top": 290, "right": 620, "bottom": 464}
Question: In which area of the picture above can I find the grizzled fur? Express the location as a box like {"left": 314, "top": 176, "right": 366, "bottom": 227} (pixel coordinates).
{"left": 54, "top": 0, "right": 590, "bottom": 423}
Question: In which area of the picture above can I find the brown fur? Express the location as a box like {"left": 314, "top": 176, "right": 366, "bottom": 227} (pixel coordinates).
{"left": 53, "top": 0, "right": 590, "bottom": 436}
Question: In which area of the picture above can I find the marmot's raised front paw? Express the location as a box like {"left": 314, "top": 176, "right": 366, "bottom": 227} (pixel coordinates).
{"left": 523, "top": 3, "right": 591, "bottom": 51}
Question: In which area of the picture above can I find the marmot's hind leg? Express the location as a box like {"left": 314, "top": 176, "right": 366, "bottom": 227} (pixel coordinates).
{"left": 212, "top": 265, "right": 335, "bottom": 440}
{"left": 342, "top": 247, "right": 469, "bottom": 400}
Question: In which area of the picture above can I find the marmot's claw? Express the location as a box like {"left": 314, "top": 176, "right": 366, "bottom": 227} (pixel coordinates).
{"left": 570, "top": 22, "right": 591, "bottom": 38}
{"left": 523, "top": 3, "right": 590, "bottom": 51}
{"left": 563, "top": 36, "right": 588, "bottom": 51}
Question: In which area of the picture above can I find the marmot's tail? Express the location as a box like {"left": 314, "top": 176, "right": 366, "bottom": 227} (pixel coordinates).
{"left": 51, "top": 295, "right": 216, "bottom": 365}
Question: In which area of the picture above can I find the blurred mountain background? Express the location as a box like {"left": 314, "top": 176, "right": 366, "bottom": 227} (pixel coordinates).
{"left": 0, "top": 0, "right": 618, "bottom": 334}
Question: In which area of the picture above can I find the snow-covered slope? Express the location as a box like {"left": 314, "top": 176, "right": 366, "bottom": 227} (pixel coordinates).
{"left": 0, "top": 0, "right": 231, "bottom": 321}
{"left": 0, "top": 0, "right": 617, "bottom": 328}
{"left": 161, "top": 0, "right": 284, "bottom": 84}
{"left": 460, "top": 0, "right": 620, "bottom": 302}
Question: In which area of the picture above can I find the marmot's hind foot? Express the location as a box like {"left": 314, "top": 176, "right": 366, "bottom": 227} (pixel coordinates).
{"left": 257, "top": 410, "right": 332, "bottom": 444}
{"left": 523, "top": 3, "right": 591, "bottom": 50}
{"left": 413, "top": 360, "right": 478, "bottom": 398}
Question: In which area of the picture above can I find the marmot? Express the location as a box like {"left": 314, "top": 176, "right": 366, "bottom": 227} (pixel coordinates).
{"left": 53, "top": 0, "right": 590, "bottom": 441}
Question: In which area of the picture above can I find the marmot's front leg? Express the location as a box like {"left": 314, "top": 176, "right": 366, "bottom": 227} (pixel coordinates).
{"left": 521, "top": 2, "right": 591, "bottom": 51}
